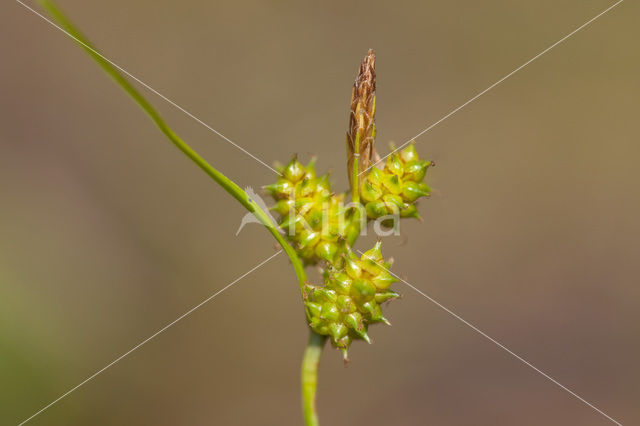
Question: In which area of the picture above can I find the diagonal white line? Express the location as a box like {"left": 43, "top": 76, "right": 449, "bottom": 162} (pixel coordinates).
{"left": 17, "top": 249, "right": 283, "bottom": 426}
{"left": 357, "top": 250, "right": 623, "bottom": 425}
{"left": 361, "top": 0, "right": 624, "bottom": 176}
{"left": 15, "top": 0, "right": 280, "bottom": 175}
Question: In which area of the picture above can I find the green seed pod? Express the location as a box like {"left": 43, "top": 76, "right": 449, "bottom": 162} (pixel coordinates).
{"left": 283, "top": 157, "right": 306, "bottom": 182}
{"left": 264, "top": 180, "right": 295, "bottom": 199}
{"left": 305, "top": 242, "right": 399, "bottom": 360}
{"left": 399, "top": 143, "right": 419, "bottom": 162}
{"left": 382, "top": 194, "right": 404, "bottom": 210}
{"left": 361, "top": 180, "right": 383, "bottom": 203}
{"left": 402, "top": 181, "right": 429, "bottom": 203}
{"left": 400, "top": 204, "right": 420, "bottom": 219}
{"left": 403, "top": 160, "right": 429, "bottom": 182}
{"left": 365, "top": 200, "right": 387, "bottom": 219}
{"left": 386, "top": 154, "right": 404, "bottom": 176}
{"left": 381, "top": 173, "right": 403, "bottom": 195}
{"left": 374, "top": 290, "right": 400, "bottom": 304}
{"left": 315, "top": 240, "right": 339, "bottom": 263}
{"left": 271, "top": 199, "right": 295, "bottom": 216}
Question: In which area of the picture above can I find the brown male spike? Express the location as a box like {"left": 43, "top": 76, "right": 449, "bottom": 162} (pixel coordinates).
{"left": 347, "top": 49, "right": 378, "bottom": 198}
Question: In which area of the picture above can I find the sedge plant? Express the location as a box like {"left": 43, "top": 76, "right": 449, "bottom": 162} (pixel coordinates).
{"left": 38, "top": 2, "right": 434, "bottom": 424}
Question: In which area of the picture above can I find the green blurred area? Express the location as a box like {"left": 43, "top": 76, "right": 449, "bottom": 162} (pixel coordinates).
{"left": 1, "top": 0, "right": 639, "bottom": 425}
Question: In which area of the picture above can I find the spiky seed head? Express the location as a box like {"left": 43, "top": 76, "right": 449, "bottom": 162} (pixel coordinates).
{"left": 265, "top": 157, "right": 358, "bottom": 265}
{"left": 360, "top": 142, "right": 434, "bottom": 220}
{"left": 305, "top": 243, "right": 399, "bottom": 358}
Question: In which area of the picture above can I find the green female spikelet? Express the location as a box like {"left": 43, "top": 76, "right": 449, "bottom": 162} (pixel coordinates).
{"left": 361, "top": 142, "right": 434, "bottom": 221}
{"left": 266, "top": 157, "right": 353, "bottom": 265}
{"left": 304, "top": 241, "right": 399, "bottom": 360}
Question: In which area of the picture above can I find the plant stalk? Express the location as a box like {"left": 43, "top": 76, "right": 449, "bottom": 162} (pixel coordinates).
{"left": 301, "top": 330, "right": 327, "bottom": 426}
{"left": 351, "top": 134, "right": 361, "bottom": 204}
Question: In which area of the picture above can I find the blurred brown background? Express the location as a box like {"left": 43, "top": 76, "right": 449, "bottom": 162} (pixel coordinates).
{"left": 1, "top": 0, "right": 638, "bottom": 425}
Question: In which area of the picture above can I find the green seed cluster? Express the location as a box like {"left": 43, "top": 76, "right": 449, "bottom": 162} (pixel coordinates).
{"left": 361, "top": 142, "right": 433, "bottom": 221}
{"left": 305, "top": 242, "right": 398, "bottom": 359}
{"left": 266, "top": 157, "right": 358, "bottom": 265}
{"left": 266, "top": 143, "right": 432, "bottom": 359}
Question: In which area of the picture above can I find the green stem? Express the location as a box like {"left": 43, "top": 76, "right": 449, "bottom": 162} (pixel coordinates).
{"left": 37, "top": 0, "right": 308, "bottom": 299}
{"left": 351, "top": 133, "right": 361, "bottom": 204}
{"left": 301, "top": 330, "right": 327, "bottom": 426}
